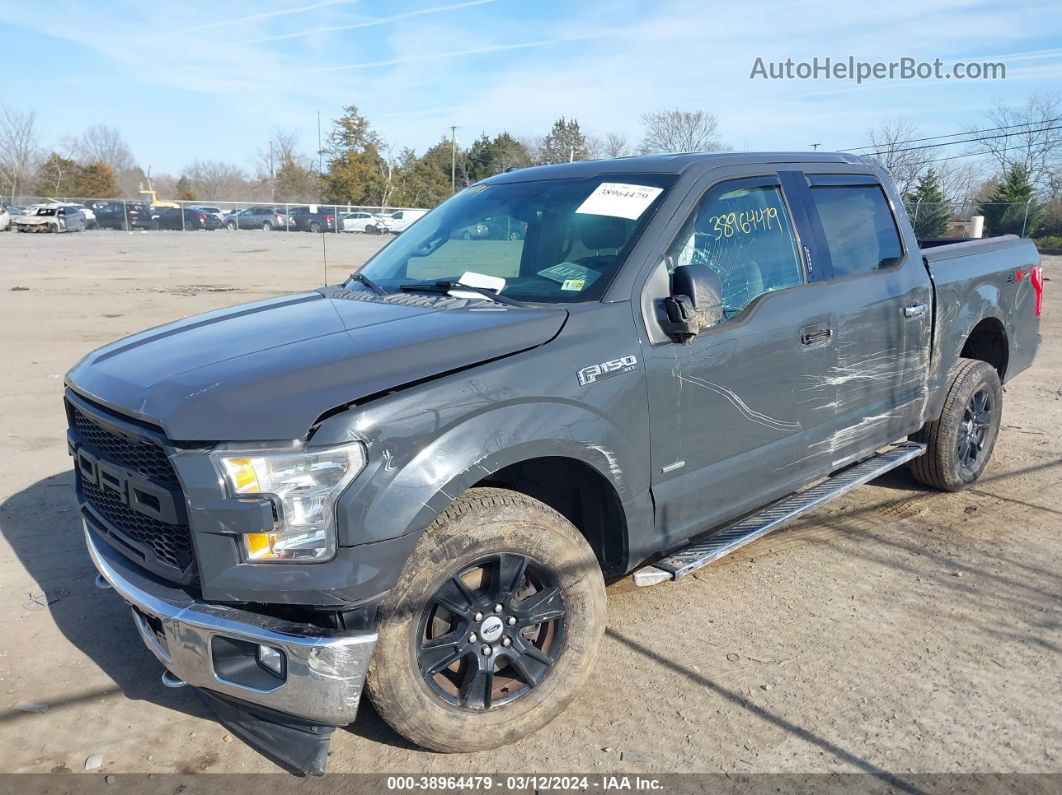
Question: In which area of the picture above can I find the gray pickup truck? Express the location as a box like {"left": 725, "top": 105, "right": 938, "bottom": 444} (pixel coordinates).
{"left": 66, "top": 152, "right": 1043, "bottom": 774}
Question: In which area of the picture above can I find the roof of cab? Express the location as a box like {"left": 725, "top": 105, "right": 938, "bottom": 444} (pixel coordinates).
{"left": 483, "top": 151, "right": 874, "bottom": 184}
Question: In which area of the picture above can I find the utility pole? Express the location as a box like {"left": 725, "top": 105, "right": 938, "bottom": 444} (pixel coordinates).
{"left": 269, "top": 140, "right": 275, "bottom": 203}
{"left": 570, "top": 145, "right": 575, "bottom": 163}
{"left": 450, "top": 125, "right": 458, "bottom": 193}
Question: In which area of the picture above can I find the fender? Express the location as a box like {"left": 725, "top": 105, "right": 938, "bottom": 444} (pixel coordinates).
{"left": 926, "top": 279, "right": 1008, "bottom": 418}
{"left": 324, "top": 399, "right": 648, "bottom": 549}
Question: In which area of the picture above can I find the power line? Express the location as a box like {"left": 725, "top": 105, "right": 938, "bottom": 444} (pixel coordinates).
{"left": 906, "top": 139, "right": 1053, "bottom": 168}
{"left": 843, "top": 115, "right": 1062, "bottom": 154}
{"left": 859, "top": 123, "right": 1062, "bottom": 158}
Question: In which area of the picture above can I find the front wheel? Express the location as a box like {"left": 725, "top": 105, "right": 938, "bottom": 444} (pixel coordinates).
{"left": 262, "top": 221, "right": 272, "bottom": 231}
{"left": 910, "top": 358, "right": 1003, "bottom": 491}
{"left": 226, "top": 221, "right": 237, "bottom": 231}
{"left": 367, "top": 487, "right": 606, "bottom": 752}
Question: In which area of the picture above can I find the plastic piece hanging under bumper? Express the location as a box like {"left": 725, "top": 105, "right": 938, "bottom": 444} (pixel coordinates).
{"left": 85, "top": 525, "right": 377, "bottom": 726}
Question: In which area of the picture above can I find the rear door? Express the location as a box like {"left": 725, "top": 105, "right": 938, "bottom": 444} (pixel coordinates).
{"left": 792, "top": 173, "right": 933, "bottom": 463}
{"left": 642, "top": 174, "right": 840, "bottom": 546}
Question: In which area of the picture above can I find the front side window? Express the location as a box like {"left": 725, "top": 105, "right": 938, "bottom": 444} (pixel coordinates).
{"left": 666, "top": 182, "right": 804, "bottom": 321}
{"left": 809, "top": 185, "right": 903, "bottom": 277}
{"left": 354, "top": 174, "right": 674, "bottom": 304}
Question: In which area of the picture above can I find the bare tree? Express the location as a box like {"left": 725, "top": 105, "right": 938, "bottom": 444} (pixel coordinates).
{"left": 71, "top": 124, "right": 136, "bottom": 173}
{"left": 184, "top": 159, "right": 251, "bottom": 201}
{"left": 865, "top": 119, "right": 926, "bottom": 196}
{"left": 601, "top": 132, "right": 631, "bottom": 159}
{"left": 966, "top": 93, "right": 1062, "bottom": 191}
{"left": 639, "top": 109, "right": 724, "bottom": 154}
{"left": 0, "top": 103, "right": 41, "bottom": 198}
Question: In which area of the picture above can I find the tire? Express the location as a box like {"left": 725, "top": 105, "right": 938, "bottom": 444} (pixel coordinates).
{"left": 262, "top": 222, "right": 272, "bottom": 231}
{"left": 910, "top": 358, "right": 1002, "bottom": 491}
{"left": 309, "top": 221, "right": 321, "bottom": 233}
{"left": 226, "top": 221, "right": 237, "bottom": 231}
{"left": 366, "top": 487, "right": 606, "bottom": 753}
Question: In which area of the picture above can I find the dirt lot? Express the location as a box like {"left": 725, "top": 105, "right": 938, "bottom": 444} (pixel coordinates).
{"left": 0, "top": 230, "right": 1059, "bottom": 782}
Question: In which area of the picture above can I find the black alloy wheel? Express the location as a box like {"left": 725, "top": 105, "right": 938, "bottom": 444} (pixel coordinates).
{"left": 416, "top": 553, "right": 566, "bottom": 711}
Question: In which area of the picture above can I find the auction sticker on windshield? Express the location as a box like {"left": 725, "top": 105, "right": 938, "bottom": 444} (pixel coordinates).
{"left": 576, "top": 182, "right": 663, "bottom": 220}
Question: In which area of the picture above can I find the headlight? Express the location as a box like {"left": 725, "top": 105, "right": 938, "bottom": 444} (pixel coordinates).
{"left": 210, "top": 442, "right": 365, "bottom": 563}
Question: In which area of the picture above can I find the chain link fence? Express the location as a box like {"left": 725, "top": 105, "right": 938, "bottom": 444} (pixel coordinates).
{"left": 1, "top": 195, "right": 427, "bottom": 234}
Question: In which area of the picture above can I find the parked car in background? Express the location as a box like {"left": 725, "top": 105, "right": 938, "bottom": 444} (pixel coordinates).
{"left": 341, "top": 211, "right": 378, "bottom": 232}
{"left": 154, "top": 207, "right": 223, "bottom": 231}
{"left": 223, "top": 206, "right": 290, "bottom": 231}
{"left": 377, "top": 208, "right": 428, "bottom": 234}
{"left": 483, "top": 215, "right": 527, "bottom": 240}
{"left": 4, "top": 206, "right": 24, "bottom": 230}
{"left": 0, "top": 207, "right": 9, "bottom": 231}
{"left": 95, "top": 202, "right": 154, "bottom": 230}
{"left": 14, "top": 204, "right": 87, "bottom": 233}
{"left": 287, "top": 206, "right": 337, "bottom": 233}
{"left": 42, "top": 199, "right": 98, "bottom": 229}
{"left": 189, "top": 205, "right": 227, "bottom": 223}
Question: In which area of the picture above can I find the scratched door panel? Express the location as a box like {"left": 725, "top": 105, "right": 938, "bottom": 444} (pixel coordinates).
{"left": 802, "top": 180, "right": 933, "bottom": 465}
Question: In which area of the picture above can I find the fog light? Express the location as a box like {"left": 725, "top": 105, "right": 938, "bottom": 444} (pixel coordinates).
{"left": 257, "top": 644, "right": 285, "bottom": 678}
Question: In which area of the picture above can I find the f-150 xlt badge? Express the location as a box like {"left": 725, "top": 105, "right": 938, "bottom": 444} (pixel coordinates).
{"left": 577, "top": 355, "right": 638, "bottom": 386}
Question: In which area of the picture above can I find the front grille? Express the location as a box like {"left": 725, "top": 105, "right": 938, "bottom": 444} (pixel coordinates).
{"left": 69, "top": 400, "right": 194, "bottom": 576}
{"left": 81, "top": 477, "right": 194, "bottom": 570}
{"left": 71, "top": 405, "right": 179, "bottom": 485}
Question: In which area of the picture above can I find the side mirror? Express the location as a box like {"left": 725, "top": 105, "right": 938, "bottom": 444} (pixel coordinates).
{"left": 663, "top": 264, "right": 724, "bottom": 341}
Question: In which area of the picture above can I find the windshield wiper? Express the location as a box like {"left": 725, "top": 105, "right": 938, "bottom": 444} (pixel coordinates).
{"left": 348, "top": 271, "right": 388, "bottom": 296}
{"left": 399, "top": 281, "right": 528, "bottom": 308}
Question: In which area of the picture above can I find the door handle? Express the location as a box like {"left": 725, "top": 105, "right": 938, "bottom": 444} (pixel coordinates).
{"left": 800, "top": 327, "right": 832, "bottom": 346}
{"left": 903, "top": 303, "right": 927, "bottom": 319}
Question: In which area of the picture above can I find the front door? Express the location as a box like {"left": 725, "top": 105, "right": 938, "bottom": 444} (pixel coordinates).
{"left": 643, "top": 175, "right": 840, "bottom": 546}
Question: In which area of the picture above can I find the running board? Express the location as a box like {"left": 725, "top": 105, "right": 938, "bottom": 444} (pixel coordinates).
{"left": 633, "top": 442, "right": 926, "bottom": 586}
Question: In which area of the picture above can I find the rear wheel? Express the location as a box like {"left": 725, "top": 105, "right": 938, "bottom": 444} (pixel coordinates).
{"left": 367, "top": 487, "right": 605, "bottom": 752}
{"left": 262, "top": 221, "right": 273, "bottom": 231}
{"left": 226, "top": 221, "right": 237, "bottom": 231}
{"left": 309, "top": 221, "right": 321, "bottom": 233}
{"left": 910, "top": 358, "right": 1002, "bottom": 491}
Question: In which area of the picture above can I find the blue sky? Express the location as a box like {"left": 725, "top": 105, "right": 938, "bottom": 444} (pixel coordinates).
{"left": 1, "top": 0, "right": 1060, "bottom": 175}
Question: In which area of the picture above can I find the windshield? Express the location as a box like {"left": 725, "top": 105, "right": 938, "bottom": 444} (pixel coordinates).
{"left": 350, "top": 174, "right": 675, "bottom": 304}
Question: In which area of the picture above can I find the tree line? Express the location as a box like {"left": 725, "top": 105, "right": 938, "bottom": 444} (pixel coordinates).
{"left": 0, "top": 104, "right": 724, "bottom": 208}
{"left": 3, "top": 93, "right": 1060, "bottom": 242}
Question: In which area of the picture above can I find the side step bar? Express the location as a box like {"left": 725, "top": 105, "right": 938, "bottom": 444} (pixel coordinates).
{"left": 633, "top": 441, "right": 926, "bottom": 586}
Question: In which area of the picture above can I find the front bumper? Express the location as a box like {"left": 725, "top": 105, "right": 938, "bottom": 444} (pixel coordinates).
{"left": 86, "top": 525, "right": 376, "bottom": 725}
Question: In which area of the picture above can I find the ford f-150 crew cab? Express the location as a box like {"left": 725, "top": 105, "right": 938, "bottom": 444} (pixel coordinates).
{"left": 67, "top": 152, "right": 1043, "bottom": 774}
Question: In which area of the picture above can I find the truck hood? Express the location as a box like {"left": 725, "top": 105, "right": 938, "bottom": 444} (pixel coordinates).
{"left": 66, "top": 288, "right": 567, "bottom": 441}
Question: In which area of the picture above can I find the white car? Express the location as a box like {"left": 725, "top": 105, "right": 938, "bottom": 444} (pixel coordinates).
{"left": 341, "top": 211, "right": 378, "bottom": 233}
{"left": 14, "top": 204, "right": 87, "bottom": 233}
{"left": 46, "top": 199, "right": 97, "bottom": 229}
{"left": 378, "top": 209, "right": 427, "bottom": 234}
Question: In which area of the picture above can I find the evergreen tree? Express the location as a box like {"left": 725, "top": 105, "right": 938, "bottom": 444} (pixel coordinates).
{"left": 71, "top": 162, "right": 120, "bottom": 198}
{"left": 539, "top": 118, "right": 588, "bottom": 165}
{"left": 905, "top": 169, "right": 950, "bottom": 240}
{"left": 33, "top": 153, "right": 78, "bottom": 196}
{"left": 175, "top": 175, "right": 196, "bottom": 201}
{"left": 980, "top": 164, "right": 1043, "bottom": 237}
{"left": 322, "top": 106, "right": 389, "bottom": 206}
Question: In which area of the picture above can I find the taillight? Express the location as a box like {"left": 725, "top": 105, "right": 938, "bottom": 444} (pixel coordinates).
{"left": 1030, "top": 265, "right": 1043, "bottom": 317}
{"left": 197, "top": 214, "right": 206, "bottom": 221}
{"left": 325, "top": 214, "right": 334, "bottom": 222}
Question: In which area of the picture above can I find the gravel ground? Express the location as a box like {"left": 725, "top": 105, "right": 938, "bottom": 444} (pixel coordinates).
{"left": 0, "top": 229, "right": 1058, "bottom": 784}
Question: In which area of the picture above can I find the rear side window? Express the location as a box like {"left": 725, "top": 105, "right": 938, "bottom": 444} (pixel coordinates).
{"left": 809, "top": 186, "right": 903, "bottom": 277}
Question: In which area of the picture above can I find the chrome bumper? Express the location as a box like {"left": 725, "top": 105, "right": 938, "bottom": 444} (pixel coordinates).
{"left": 86, "top": 527, "right": 376, "bottom": 725}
